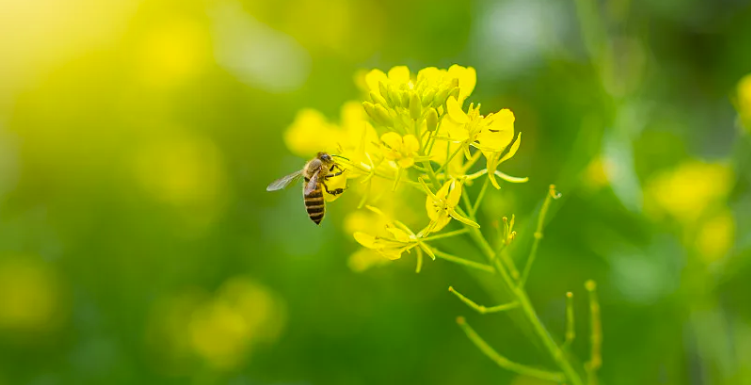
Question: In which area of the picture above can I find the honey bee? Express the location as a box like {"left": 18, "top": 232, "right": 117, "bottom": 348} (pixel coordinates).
{"left": 266, "top": 152, "right": 346, "bottom": 225}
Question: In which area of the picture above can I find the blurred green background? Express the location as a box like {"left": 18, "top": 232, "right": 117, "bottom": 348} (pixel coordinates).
{"left": 1, "top": 0, "right": 751, "bottom": 384}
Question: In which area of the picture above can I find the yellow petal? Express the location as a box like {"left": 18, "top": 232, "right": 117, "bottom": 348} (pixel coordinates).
{"left": 379, "top": 247, "right": 405, "bottom": 260}
{"left": 500, "top": 132, "right": 522, "bottom": 163}
{"left": 365, "top": 69, "right": 388, "bottom": 94}
{"left": 403, "top": 134, "right": 420, "bottom": 154}
{"left": 432, "top": 214, "right": 452, "bottom": 232}
{"left": 425, "top": 194, "right": 440, "bottom": 221}
{"left": 442, "top": 117, "right": 469, "bottom": 143}
{"left": 386, "top": 226, "right": 412, "bottom": 243}
{"left": 397, "top": 158, "right": 415, "bottom": 169}
{"left": 417, "top": 67, "right": 440, "bottom": 84}
{"left": 448, "top": 65, "right": 476, "bottom": 101}
{"left": 381, "top": 132, "right": 403, "bottom": 150}
{"left": 354, "top": 232, "right": 378, "bottom": 249}
{"left": 447, "top": 179, "right": 463, "bottom": 207}
{"left": 446, "top": 96, "right": 469, "bottom": 124}
{"left": 284, "top": 109, "right": 336, "bottom": 158}
{"left": 436, "top": 180, "right": 452, "bottom": 200}
{"left": 388, "top": 66, "right": 411, "bottom": 84}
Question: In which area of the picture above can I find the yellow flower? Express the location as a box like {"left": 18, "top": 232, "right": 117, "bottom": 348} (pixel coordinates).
{"left": 354, "top": 226, "right": 417, "bottom": 260}
{"left": 737, "top": 73, "right": 751, "bottom": 131}
{"left": 694, "top": 209, "right": 735, "bottom": 265}
{"left": 444, "top": 96, "right": 522, "bottom": 188}
{"left": 362, "top": 65, "right": 477, "bottom": 135}
{"left": 284, "top": 108, "right": 342, "bottom": 158}
{"left": 645, "top": 161, "right": 733, "bottom": 224}
{"left": 423, "top": 178, "right": 479, "bottom": 233}
{"left": 352, "top": 206, "right": 433, "bottom": 260}
{"left": 381, "top": 132, "right": 420, "bottom": 168}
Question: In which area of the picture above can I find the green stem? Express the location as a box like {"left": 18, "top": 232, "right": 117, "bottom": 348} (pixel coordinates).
{"left": 461, "top": 148, "right": 483, "bottom": 173}
{"left": 470, "top": 176, "right": 490, "bottom": 217}
{"left": 432, "top": 249, "right": 495, "bottom": 274}
{"left": 585, "top": 280, "right": 602, "bottom": 385}
{"left": 435, "top": 145, "right": 464, "bottom": 174}
{"left": 463, "top": 222, "right": 583, "bottom": 385}
{"left": 564, "top": 292, "right": 576, "bottom": 349}
{"left": 456, "top": 317, "right": 565, "bottom": 383}
{"left": 449, "top": 286, "right": 519, "bottom": 314}
{"left": 422, "top": 228, "right": 469, "bottom": 242}
{"left": 519, "top": 185, "right": 559, "bottom": 288}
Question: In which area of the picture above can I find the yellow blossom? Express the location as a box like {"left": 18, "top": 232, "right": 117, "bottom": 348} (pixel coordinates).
{"left": 737, "top": 73, "right": 751, "bottom": 131}
{"left": 444, "top": 96, "right": 521, "bottom": 188}
{"left": 352, "top": 206, "right": 433, "bottom": 261}
{"left": 423, "top": 178, "right": 479, "bottom": 233}
{"left": 381, "top": 132, "right": 420, "bottom": 168}
{"left": 645, "top": 161, "right": 733, "bottom": 224}
{"left": 695, "top": 209, "right": 735, "bottom": 264}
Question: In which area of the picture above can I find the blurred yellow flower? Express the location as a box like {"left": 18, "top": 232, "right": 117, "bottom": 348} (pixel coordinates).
{"left": 694, "top": 209, "right": 735, "bottom": 264}
{"left": 381, "top": 132, "right": 419, "bottom": 168}
{"left": 146, "top": 277, "right": 285, "bottom": 373}
{"left": 134, "top": 132, "right": 228, "bottom": 229}
{"left": 646, "top": 161, "right": 733, "bottom": 224}
{"left": 137, "top": 19, "right": 209, "bottom": 87}
{"left": 0, "top": 258, "right": 65, "bottom": 335}
{"left": 423, "top": 178, "right": 479, "bottom": 232}
{"left": 737, "top": 73, "right": 751, "bottom": 131}
{"left": 347, "top": 249, "right": 391, "bottom": 272}
{"left": 284, "top": 108, "right": 342, "bottom": 158}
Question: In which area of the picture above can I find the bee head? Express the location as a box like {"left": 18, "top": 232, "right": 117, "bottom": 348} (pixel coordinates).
{"left": 318, "top": 152, "right": 332, "bottom": 162}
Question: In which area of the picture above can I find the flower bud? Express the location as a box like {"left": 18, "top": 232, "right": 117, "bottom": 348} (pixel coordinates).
{"left": 433, "top": 88, "right": 450, "bottom": 107}
{"left": 409, "top": 93, "right": 422, "bottom": 120}
{"left": 425, "top": 108, "right": 439, "bottom": 131}
{"left": 448, "top": 87, "right": 460, "bottom": 101}
{"left": 401, "top": 91, "right": 411, "bottom": 108}
{"left": 421, "top": 88, "right": 436, "bottom": 107}
{"left": 370, "top": 91, "right": 388, "bottom": 107}
{"left": 374, "top": 104, "right": 393, "bottom": 126}
{"left": 386, "top": 86, "right": 400, "bottom": 108}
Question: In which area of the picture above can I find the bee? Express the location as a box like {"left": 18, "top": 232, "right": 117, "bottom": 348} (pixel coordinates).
{"left": 266, "top": 152, "right": 346, "bottom": 225}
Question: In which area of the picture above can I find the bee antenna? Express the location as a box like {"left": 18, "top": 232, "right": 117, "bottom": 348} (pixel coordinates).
{"left": 331, "top": 154, "right": 350, "bottom": 161}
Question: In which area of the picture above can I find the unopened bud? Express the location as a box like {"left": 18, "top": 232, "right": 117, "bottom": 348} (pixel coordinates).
{"left": 421, "top": 88, "right": 436, "bottom": 107}
{"left": 434, "top": 88, "right": 450, "bottom": 106}
{"left": 370, "top": 91, "right": 388, "bottom": 107}
{"left": 425, "top": 108, "right": 439, "bottom": 132}
{"left": 409, "top": 93, "right": 422, "bottom": 120}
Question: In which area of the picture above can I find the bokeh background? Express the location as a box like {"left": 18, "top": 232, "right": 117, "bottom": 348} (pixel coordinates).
{"left": 2, "top": 0, "right": 751, "bottom": 384}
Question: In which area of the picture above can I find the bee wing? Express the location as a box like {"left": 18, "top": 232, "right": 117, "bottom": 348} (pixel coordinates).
{"left": 304, "top": 169, "right": 320, "bottom": 196}
{"left": 266, "top": 170, "right": 303, "bottom": 191}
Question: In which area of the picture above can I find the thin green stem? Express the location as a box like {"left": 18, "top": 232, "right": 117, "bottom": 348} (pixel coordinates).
{"left": 470, "top": 176, "right": 490, "bottom": 217}
{"left": 519, "top": 185, "right": 560, "bottom": 289}
{"left": 456, "top": 317, "right": 565, "bottom": 383}
{"left": 432, "top": 248, "right": 495, "bottom": 274}
{"left": 461, "top": 220, "right": 583, "bottom": 385}
{"left": 449, "top": 286, "right": 519, "bottom": 314}
{"left": 461, "top": 148, "right": 483, "bottom": 173}
{"left": 564, "top": 292, "right": 576, "bottom": 349}
{"left": 585, "top": 280, "right": 602, "bottom": 385}
{"left": 435, "top": 145, "right": 464, "bottom": 174}
{"left": 421, "top": 228, "right": 469, "bottom": 242}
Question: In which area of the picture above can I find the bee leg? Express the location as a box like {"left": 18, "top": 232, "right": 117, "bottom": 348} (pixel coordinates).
{"left": 325, "top": 164, "right": 344, "bottom": 179}
{"left": 322, "top": 180, "right": 345, "bottom": 196}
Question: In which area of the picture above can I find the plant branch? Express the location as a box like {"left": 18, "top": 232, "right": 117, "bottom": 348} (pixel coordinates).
{"left": 449, "top": 286, "right": 518, "bottom": 314}
{"left": 432, "top": 248, "right": 495, "bottom": 274}
{"left": 519, "top": 185, "right": 561, "bottom": 289}
{"left": 456, "top": 317, "right": 565, "bottom": 383}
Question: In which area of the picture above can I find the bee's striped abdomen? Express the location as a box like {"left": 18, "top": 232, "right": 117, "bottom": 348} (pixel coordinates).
{"left": 304, "top": 184, "right": 325, "bottom": 225}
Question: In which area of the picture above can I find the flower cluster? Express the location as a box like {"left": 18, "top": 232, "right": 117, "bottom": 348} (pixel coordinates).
{"left": 284, "top": 65, "right": 526, "bottom": 265}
